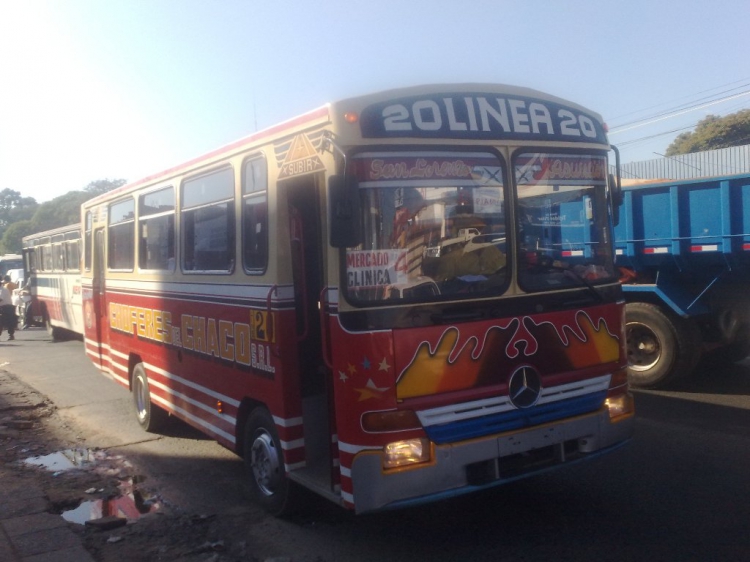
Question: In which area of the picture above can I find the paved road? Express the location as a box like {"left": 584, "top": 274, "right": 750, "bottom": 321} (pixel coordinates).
{"left": 2, "top": 328, "right": 750, "bottom": 561}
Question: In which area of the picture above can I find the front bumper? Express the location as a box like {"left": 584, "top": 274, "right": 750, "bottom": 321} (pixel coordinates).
{"left": 350, "top": 406, "right": 634, "bottom": 513}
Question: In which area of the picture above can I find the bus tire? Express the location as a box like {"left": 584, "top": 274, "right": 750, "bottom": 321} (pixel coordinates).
{"left": 132, "top": 363, "right": 168, "bottom": 432}
{"left": 17, "top": 305, "right": 26, "bottom": 330}
{"left": 42, "top": 308, "right": 65, "bottom": 341}
{"left": 625, "top": 302, "right": 700, "bottom": 389}
{"left": 244, "top": 408, "right": 298, "bottom": 516}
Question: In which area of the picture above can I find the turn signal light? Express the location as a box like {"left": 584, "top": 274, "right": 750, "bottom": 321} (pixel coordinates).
{"left": 362, "top": 409, "right": 421, "bottom": 433}
{"left": 605, "top": 393, "right": 634, "bottom": 421}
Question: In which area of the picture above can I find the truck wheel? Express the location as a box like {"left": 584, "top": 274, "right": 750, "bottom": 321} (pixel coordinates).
{"left": 132, "top": 363, "right": 169, "bottom": 432}
{"left": 625, "top": 302, "right": 700, "bottom": 389}
{"left": 704, "top": 325, "right": 750, "bottom": 366}
{"left": 721, "top": 334, "right": 750, "bottom": 364}
{"left": 243, "top": 408, "right": 299, "bottom": 516}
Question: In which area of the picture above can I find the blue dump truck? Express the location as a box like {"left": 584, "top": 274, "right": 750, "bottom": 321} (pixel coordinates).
{"left": 614, "top": 172, "right": 750, "bottom": 388}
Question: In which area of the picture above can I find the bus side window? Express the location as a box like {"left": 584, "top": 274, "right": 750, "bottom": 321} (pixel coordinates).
{"left": 139, "top": 186, "right": 175, "bottom": 271}
{"left": 108, "top": 198, "right": 136, "bottom": 271}
{"left": 242, "top": 155, "right": 268, "bottom": 273}
{"left": 181, "top": 168, "right": 235, "bottom": 273}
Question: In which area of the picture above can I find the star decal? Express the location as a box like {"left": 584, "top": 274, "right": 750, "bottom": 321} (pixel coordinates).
{"left": 354, "top": 378, "right": 390, "bottom": 402}
{"left": 378, "top": 357, "right": 390, "bottom": 372}
{"left": 339, "top": 371, "right": 348, "bottom": 382}
{"left": 347, "top": 363, "right": 357, "bottom": 375}
{"left": 362, "top": 356, "right": 371, "bottom": 370}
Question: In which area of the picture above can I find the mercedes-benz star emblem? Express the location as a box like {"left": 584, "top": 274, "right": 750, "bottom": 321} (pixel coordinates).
{"left": 508, "top": 366, "right": 542, "bottom": 409}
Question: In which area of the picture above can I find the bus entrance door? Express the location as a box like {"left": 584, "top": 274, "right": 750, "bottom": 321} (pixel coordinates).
{"left": 90, "top": 229, "right": 110, "bottom": 371}
{"left": 287, "top": 178, "right": 333, "bottom": 493}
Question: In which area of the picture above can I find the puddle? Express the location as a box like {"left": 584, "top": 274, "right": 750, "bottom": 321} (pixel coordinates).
{"left": 23, "top": 447, "right": 104, "bottom": 471}
{"left": 61, "top": 475, "right": 162, "bottom": 524}
{"left": 21, "top": 447, "right": 162, "bottom": 523}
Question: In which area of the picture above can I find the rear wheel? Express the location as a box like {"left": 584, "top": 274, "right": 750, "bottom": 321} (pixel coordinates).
{"left": 722, "top": 335, "right": 750, "bottom": 363}
{"left": 17, "top": 304, "right": 26, "bottom": 329}
{"left": 132, "top": 363, "right": 168, "bottom": 432}
{"left": 44, "top": 310, "right": 63, "bottom": 341}
{"left": 244, "top": 408, "right": 299, "bottom": 516}
{"left": 703, "top": 324, "right": 750, "bottom": 366}
{"left": 626, "top": 302, "right": 701, "bottom": 389}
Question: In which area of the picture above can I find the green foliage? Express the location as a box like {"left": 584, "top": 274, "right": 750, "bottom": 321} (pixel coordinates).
{"left": 0, "top": 178, "right": 127, "bottom": 253}
{"left": 666, "top": 110, "right": 750, "bottom": 156}
{"left": 0, "top": 188, "right": 38, "bottom": 228}
{"left": 84, "top": 178, "right": 127, "bottom": 196}
{"left": 0, "top": 188, "right": 39, "bottom": 250}
{"left": 0, "top": 220, "right": 35, "bottom": 254}
{"left": 30, "top": 191, "right": 91, "bottom": 232}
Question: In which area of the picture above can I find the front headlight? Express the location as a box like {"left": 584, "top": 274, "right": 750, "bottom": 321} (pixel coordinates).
{"left": 383, "top": 438, "right": 431, "bottom": 469}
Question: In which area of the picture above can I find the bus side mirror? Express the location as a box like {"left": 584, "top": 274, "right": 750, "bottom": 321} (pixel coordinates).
{"left": 609, "top": 172, "right": 623, "bottom": 226}
{"left": 329, "top": 175, "right": 361, "bottom": 248}
{"left": 608, "top": 145, "right": 623, "bottom": 227}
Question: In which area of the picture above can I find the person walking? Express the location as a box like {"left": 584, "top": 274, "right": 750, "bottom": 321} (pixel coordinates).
{"left": 0, "top": 278, "right": 16, "bottom": 340}
{"left": 3, "top": 274, "right": 18, "bottom": 294}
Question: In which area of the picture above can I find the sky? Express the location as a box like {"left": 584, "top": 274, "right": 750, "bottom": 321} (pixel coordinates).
{"left": 1, "top": 0, "right": 749, "bottom": 203}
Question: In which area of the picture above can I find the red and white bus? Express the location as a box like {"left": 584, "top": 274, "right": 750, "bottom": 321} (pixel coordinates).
{"left": 80, "top": 84, "right": 633, "bottom": 514}
{"left": 22, "top": 224, "right": 83, "bottom": 338}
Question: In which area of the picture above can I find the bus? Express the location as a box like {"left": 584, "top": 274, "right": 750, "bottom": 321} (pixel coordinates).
{"left": 0, "top": 253, "right": 24, "bottom": 277}
{"left": 80, "top": 84, "right": 634, "bottom": 515}
{"left": 21, "top": 224, "right": 84, "bottom": 338}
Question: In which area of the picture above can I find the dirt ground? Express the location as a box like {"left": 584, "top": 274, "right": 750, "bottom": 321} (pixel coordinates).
{"left": 0, "top": 369, "right": 319, "bottom": 562}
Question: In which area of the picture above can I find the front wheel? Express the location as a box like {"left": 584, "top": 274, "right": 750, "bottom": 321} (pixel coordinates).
{"left": 244, "top": 408, "right": 299, "bottom": 516}
{"left": 625, "top": 302, "right": 701, "bottom": 389}
{"left": 132, "top": 363, "right": 169, "bottom": 432}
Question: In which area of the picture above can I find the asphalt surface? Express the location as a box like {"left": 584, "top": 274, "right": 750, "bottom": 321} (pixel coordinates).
{"left": 2, "top": 328, "right": 750, "bottom": 561}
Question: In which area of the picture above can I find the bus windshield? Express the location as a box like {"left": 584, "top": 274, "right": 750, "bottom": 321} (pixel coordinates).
{"left": 514, "top": 152, "right": 616, "bottom": 291}
{"left": 345, "top": 150, "right": 508, "bottom": 304}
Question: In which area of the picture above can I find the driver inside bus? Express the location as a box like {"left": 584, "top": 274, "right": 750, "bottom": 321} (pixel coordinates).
{"left": 433, "top": 244, "right": 506, "bottom": 283}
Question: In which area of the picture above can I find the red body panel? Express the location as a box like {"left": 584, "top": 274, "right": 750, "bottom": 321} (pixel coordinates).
{"left": 327, "top": 302, "right": 624, "bottom": 508}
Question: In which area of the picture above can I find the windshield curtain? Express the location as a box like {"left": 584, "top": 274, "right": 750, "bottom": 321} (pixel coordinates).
{"left": 344, "top": 150, "right": 508, "bottom": 304}
{"left": 514, "top": 152, "right": 616, "bottom": 291}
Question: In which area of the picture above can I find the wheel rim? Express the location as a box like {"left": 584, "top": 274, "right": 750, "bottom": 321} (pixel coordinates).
{"left": 134, "top": 375, "right": 148, "bottom": 422}
{"left": 626, "top": 321, "right": 662, "bottom": 371}
{"left": 250, "top": 431, "right": 281, "bottom": 497}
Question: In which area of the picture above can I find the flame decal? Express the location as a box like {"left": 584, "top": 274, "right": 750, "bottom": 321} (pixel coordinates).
{"left": 396, "top": 311, "right": 619, "bottom": 400}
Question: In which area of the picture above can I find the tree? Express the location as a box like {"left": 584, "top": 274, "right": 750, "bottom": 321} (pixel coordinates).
{"left": 84, "top": 178, "right": 127, "bottom": 197}
{"left": 30, "top": 191, "right": 91, "bottom": 231}
{"left": 666, "top": 110, "right": 750, "bottom": 156}
{"left": 0, "top": 220, "right": 35, "bottom": 254}
{"left": 0, "top": 188, "right": 38, "bottom": 228}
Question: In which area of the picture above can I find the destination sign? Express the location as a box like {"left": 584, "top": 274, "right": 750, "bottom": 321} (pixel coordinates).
{"left": 516, "top": 154, "right": 608, "bottom": 186}
{"left": 350, "top": 152, "right": 504, "bottom": 188}
{"left": 359, "top": 93, "right": 607, "bottom": 144}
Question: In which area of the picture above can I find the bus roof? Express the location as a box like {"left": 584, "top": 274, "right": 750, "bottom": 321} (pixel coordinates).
{"left": 86, "top": 104, "right": 331, "bottom": 207}
{"left": 22, "top": 223, "right": 81, "bottom": 243}
{"left": 84, "top": 83, "right": 608, "bottom": 207}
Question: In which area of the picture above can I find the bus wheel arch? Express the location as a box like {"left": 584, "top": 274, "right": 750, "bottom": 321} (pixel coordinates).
{"left": 131, "top": 361, "right": 169, "bottom": 432}
{"left": 235, "top": 398, "right": 264, "bottom": 458}
{"left": 243, "top": 407, "right": 299, "bottom": 516}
